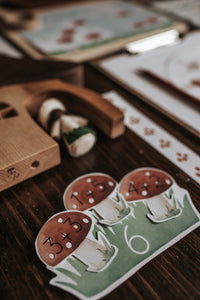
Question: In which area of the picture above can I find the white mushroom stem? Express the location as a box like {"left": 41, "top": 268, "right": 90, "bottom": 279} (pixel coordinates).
{"left": 61, "top": 115, "right": 79, "bottom": 133}
{"left": 51, "top": 115, "right": 88, "bottom": 141}
{"left": 73, "top": 237, "right": 111, "bottom": 272}
{"left": 145, "top": 193, "right": 174, "bottom": 220}
{"left": 38, "top": 98, "right": 66, "bottom": 130}
{"left": 50, "top": 119, "right": 61, "bottom": 141}
{"left": 93, "top": 197, "right": 125, "bottom": 225}
{"left": 61, "top": 115, "right": 96, "bottom": 157}
{"left": 69, "top": 115, "right": 88, "bottom": 127}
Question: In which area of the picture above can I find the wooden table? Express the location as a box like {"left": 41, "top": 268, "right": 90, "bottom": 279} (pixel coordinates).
{"left": 0, "top": 56, "right": 199, "bottom": 300}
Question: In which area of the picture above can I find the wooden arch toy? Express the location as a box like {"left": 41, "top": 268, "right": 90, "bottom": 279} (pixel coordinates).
{"left": 0, "top": 79, "right": 124, "bottom": 192}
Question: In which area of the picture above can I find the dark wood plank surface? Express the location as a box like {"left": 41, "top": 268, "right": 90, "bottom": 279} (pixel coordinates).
{"left": 0, "top": 54, "right": 83, "bottom": 87}
{"left": 0, "top": 57, "right": 200, "bottom": 300}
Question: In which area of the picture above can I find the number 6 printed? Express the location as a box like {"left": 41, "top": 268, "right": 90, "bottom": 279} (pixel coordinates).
{"left": 124, "top": 225, "right": 150, "bottom": 255}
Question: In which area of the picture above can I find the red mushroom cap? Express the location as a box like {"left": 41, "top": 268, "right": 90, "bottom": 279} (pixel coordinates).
{"left": 119, "top": 168, "right": 173, "bottom": 202}
{"left": 63, "top": 173, "right": 117, "bottom": 211}
{"left": 36, "top": 211, "right": 92, "bottom": 267}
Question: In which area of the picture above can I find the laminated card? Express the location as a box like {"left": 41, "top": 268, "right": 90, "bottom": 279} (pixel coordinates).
{"left": 36, "top": 168, "right": 200, "bottom": 300}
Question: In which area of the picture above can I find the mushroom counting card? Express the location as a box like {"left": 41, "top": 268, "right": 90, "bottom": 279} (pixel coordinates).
{"left": 35, "top": 169, "right": 200, "bottom": 300}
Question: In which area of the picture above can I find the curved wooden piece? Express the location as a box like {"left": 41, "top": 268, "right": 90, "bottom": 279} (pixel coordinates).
{"left": 23, "top": 79, "right": 125, "bottom": 139}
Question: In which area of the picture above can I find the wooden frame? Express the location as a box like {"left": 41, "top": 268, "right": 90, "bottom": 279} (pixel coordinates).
{"left": 3, "top": 0, "right": 188, "bottom": 62}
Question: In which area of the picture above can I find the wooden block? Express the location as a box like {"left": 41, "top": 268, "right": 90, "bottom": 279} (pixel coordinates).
{"left": 0, "top": 7, "right": 38, "bottom": 30}
{"left": 0, "top": 79, "right": 124, "bottom": 192}
{"left": 0, "top": 85, "right": 60, "bottom": 192}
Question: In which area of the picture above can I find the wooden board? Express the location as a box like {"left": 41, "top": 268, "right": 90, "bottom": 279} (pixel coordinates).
{"left": 3, "top": 0, "right": 188, "bottom": 62}
{"left": 0, "top": 79, "right": 124, "bottom": 192}
{"left": 0, "top": 54, "right": 83, "bottom": 87}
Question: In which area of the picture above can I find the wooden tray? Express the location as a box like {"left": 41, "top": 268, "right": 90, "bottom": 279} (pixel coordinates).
{"left": 3, "top": 0, "right": 188, "bottom": 62}
{"left": 0, "top": 79, "right": 124, "bottom": 192}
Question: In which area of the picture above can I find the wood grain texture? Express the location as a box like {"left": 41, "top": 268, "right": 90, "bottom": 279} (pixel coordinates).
{"left": 0, "top": 83, "right": 60, "bottom": 192}
{"left": 0, "top": 62, "right": 199, "bottom": 300}
{"left": 0, "top": 54, "right": 83, "bottom": 87}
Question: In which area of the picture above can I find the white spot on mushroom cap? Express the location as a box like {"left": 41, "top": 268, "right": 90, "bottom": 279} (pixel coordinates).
{"left": 83, "top": 218, "right": 89, "bottom": 223}
{"left": 144, "top": 183, "right": 147, "bottom": 187}
{"left": 145, "top": 172, "right": 150, "bottom": 176}
{"left": 130, "top": 181, "right": 134, "bottom": 184}
{"left": 142, "top": 190, "right": 148, "bottom": 196}
{"left": 108, "top": 181, "right": 114, "bottom": 186}
{"left": 72, "top": 204, "right": 77, "bottom": 209}
{"left": 99, "top": 185, "right": 104, "bottom": 190}
{"left": 86, "top": 178, "right": 91, "bottom": 183}
{"left": 66, "top": 242, "right": 72, "bottom": 249}
{"left": 166, "top": 179, "right": 171, "bottom": 185}
{"left": 58, "top": 218, "right": 63, "bottom": 223}
{"left": 49, "top": 253, "right": 54, "bottom": 259}
{"left": 125, "top": 192, "right": 130, "bottom": 197}
{"left": 89, "top": 198, "right": 94, "bottom": 203}
{"left": 73, "top": 192, "right": 78, "bottom": 196}
{"left": 73, "top": 225, "right": 78, "bottom": 229}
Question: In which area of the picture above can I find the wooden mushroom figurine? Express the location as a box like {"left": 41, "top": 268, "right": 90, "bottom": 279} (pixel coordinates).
{"left": 37, "top": 97, "right": 66, "bottom": 141}
{"left": 63, "top": 173, "right": 130, "bottom": 225}
{"left": 36, "top": 211, "right": 115, "bottom": 272}
{"left": 37, "top": 98, "right": 96, "bottom": 157}
{"left": 118, "top": 168, "right": 182, "bottom": 223}
{"left": 61, "top": 115, "right": 96, "bottom": 157}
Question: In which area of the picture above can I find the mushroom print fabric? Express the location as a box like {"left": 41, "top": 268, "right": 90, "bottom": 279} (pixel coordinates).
{"left": 63, "top": 173, "right": 131, "bottom": 225}
{"left": 36, "top": 168, "right": 200, "bottom": 300}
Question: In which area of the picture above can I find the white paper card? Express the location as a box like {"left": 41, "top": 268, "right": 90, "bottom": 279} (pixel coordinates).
{"left": 103, "top": 91, "right": 200, "bottom": 185}
{"left": 139, "top": 32, "right": 200, "bottom": 103}
{"left": 99, "top": 48, "right": 200, "bottom": 135}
